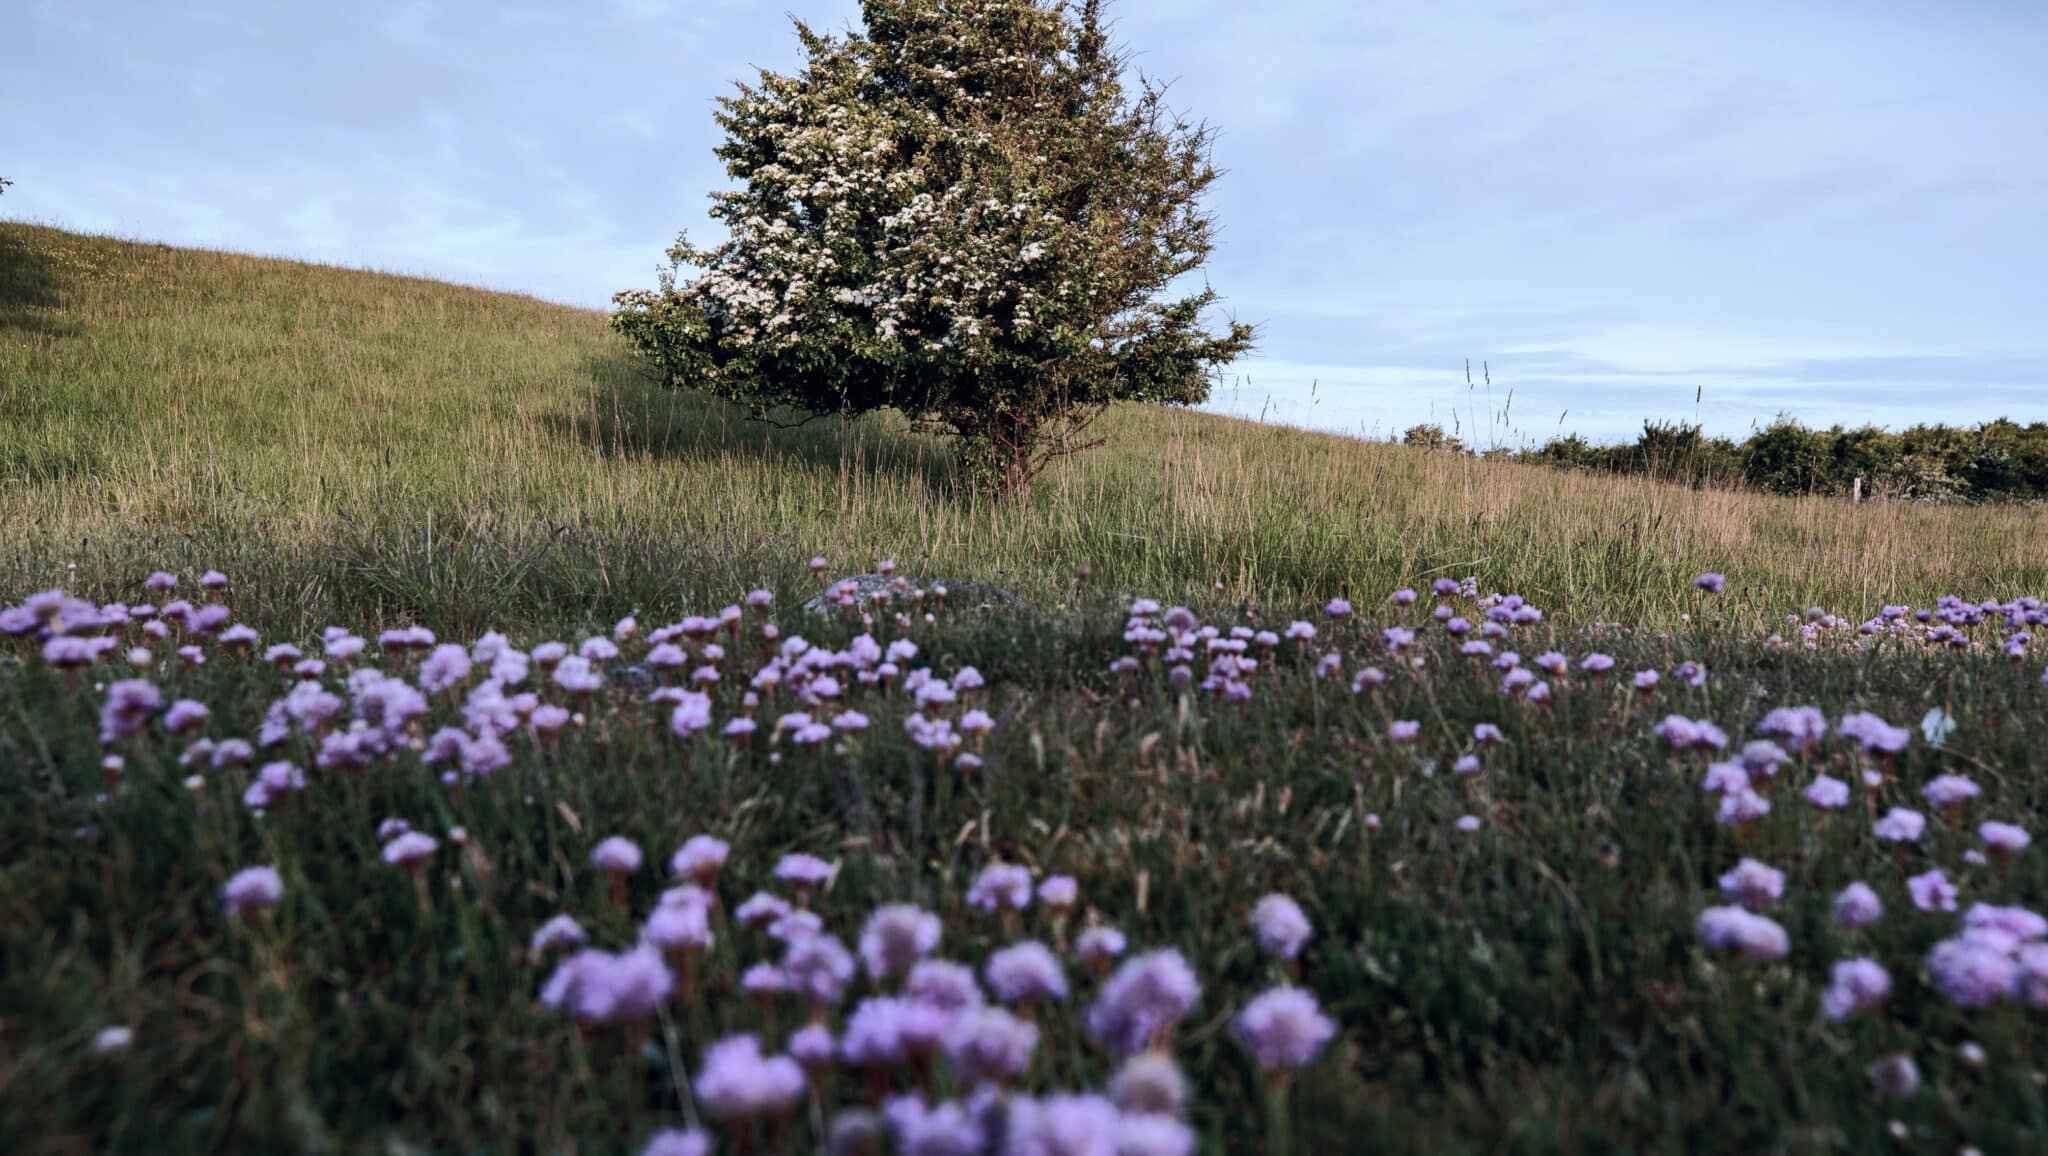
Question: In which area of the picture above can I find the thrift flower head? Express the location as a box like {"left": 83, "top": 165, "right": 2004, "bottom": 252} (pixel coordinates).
{"left": 1037, "top": 875, "right": 1078, "bottom": 909}
{"left": 589, "top": 836, "right": 644, "bottom": 875}
{"left": 1251, "top": 894, "right": 1313, "bottom": 960}
{"left": 1111, "top": 1054, "right": 1189, "bottom": 1117}
{"left": 776, "top": 853, "right": 836, "bottom": 889}
{"left": 966, "top": 863, "right": 1033, "bottom": 912}
{"left": 531, "top": 914, "right": 587, "bottom": 956}
{"left": 1922, "top": 774, "right": 1981, "bottom": 808}
{"left": 1981, "top": 821, "right": 2031, "bottom": 853}
{"left": 222, "top": 865, "right": 284, "bottom": 917}
{"left": 1802, "top": 775, "right": 1850, "bottom": 809}
{"left": 1718, "top": 858, "right": 1785, "bottom": 909}
{"left": 943, "top": 1005, "right": 1039, "bottom": 1084}
{"left": 985, "top": 940, "right": 1068, "bottom": 1003}
{"left": 1086, "top": 949, "right": 1201, "bottom": 1056}
{"left": 542, "top": 946, "right": 674, "bottom": 1025}
{"left": 860, "top": 904, "right": 942, "bottom": 980}
{"left": 382, "top": 831, "right": 439, "bottom": 868}
{"left": 694, "top": 1034, "right": 806, "bottom": 1121}
{"left": 783, "top": 933, "right": 857, "bottom": 1004}
{"left": 1908, "top": 868, "right": 1959, "bottom": 913}
{"left": 1074, "top": 925, "right": 1128, "bottom": 967}
{"left": 1696, "top": 906, "right": 1790, "bottom": 960}
{"left": 1875, "top": 808, "right": 1927, "bottom": 843}
{"left": 164, "top": 699, "right": 210, "bottom": 734}
{"left": 1869, "top": 1054, "right": 1920, "bottom": 1098}
{"left": 91, "top": 1025, "right": 135, "bottom": 1056}
{"left": 1834, "top": 882, "right": 1884, "bottom": 929}
{"left": 1232, "top": 986, "right": 1336, "bottom": 1071}
{"left": 1692, "top": 572, "right": 1726, "bottom": 593}
{"left": 640, "top": 1129, "right": 711, "bottom": 1156}
{"left": 1822, "top": 958, "right": 1892, "bottom": 1020}
{"left": 907, "top": 959, "right": 984, "bottom": 1013}
{"left": 1839, "top": 711, "right": 1911, "bottom": 756}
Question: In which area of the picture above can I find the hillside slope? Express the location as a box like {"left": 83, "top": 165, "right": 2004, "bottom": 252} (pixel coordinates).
{"left": 2, "top": 221, "right": 2041, "bottom": 632}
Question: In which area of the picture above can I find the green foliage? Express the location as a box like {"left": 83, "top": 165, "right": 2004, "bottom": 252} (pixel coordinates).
{"left": 612, "top": 0, "right": 1255, "bottom": 497}
{"left": 1522, "top": 415, "right": 2048, "bottom": 503}
{"left": 1400, "top": 423, "right": 1465, "bottom": 453}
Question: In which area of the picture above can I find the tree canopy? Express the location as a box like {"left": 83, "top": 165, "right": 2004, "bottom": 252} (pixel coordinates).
{"left": 612, "top": 0, "right": 1254, "bottom": 496}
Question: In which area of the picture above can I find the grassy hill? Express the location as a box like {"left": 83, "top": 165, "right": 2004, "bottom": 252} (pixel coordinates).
{"left": 3, "top": 220, "right": 2042, "bottom": 632}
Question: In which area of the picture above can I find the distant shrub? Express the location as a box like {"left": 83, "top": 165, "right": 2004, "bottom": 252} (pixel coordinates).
{"left": 1516, "top": 414, "right": 2048, "bottom": 503}
{"left": 1401, "top": 424, "right": 1466, "bottom": 454}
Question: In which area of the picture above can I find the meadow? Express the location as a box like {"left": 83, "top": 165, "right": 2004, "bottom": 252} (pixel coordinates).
{"left": 3, "top": 223, "right": 2047, "bottom": 1154}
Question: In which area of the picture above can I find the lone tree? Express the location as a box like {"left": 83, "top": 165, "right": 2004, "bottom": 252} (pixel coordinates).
{"left": 613, "top": 0, "right": 1254, "bottom": 497}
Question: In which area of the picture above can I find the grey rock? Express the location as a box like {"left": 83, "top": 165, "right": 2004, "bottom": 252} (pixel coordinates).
{"left": 801, "top": 574, "right": 1021, "bottom": 615}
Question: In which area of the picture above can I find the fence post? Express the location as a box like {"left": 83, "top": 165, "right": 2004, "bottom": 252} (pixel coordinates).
{"left": 1852, "top": 476, "right": 1863, "bottom": 503}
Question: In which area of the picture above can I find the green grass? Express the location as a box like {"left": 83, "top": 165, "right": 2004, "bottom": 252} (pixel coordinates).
{"left": 3, "top": 221, "right": 2044, "bottom": 638}
{"left": 3, "top": 223, "right": 2047, "bottom": 1154}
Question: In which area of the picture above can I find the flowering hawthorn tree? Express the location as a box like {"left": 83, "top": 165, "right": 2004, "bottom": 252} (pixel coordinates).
{"left": 612, "top": 0, "right": 1255, "bottom": 497}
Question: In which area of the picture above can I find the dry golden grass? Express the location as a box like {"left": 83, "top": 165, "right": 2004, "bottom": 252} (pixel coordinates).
{"left": 3, "top": 220, "right": 2040, "bottom": 632}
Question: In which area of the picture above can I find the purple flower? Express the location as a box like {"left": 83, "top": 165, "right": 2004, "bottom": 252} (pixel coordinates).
{"left": 1701, "top": 762, "right": 1749, "bottom": 795}
{"left": 775, "top": 852, "right": 836, "bottom": 889}
{"left": 1387, "top": 719, "right": 1420, "bottom": 744}
{"left": 639, "top": 1128, "right": 711, "bottom": 1156}
{"left": 1581, "top": 653, "right": 1615, "bottom": 674}
{"left": 860, "top": 904, "right": 942, "bottom": 980}
{"left": 643, "top": 902, "right": 715, "bottom": 955}
{"left": 1074, "top": 925, "right": 1128, "bottom": 967}
{"left": 1838, "top": 711, "right": 1910, "bottom": 756}
{"left": 382, "top": 831, "right": 439, "bottom": 868}
{"left": 1111, "top": 1054, "right": 1189, "bottom": 1116}
{"left": 736, "top": 892, "right": 792, "bottom": 928}
{"left": 907, "top": 959, "right": 984, "bottom": 1013}
{"left": 1323, "top": 598, "right": 1353, "bottom": 619}
{"left": 418, "top": 644, "right": 472, "bottom": 694}
{"left": 164, "top": 699, "right": 211, "bottom": 734}
{"left": 1473, "top": 723, "right": 1505, "bottom": 744}
{"left": 1874, "top": 808, "right": 1927, "bottom": 843}
{"left": 1717, "top": 858, "right": 1785, "bottom": 909}
{"left": 881, "top": 1094, "right": 986, "bottom": 1156}
{"left": 1454, "top": 814, "right": 1483, "bottom": 833}
{"left": 1632, "top": 669, "right": 1660, "bottom": 691}
{"left": 1086, "top": 949, "right": 1201, "bottom": 1056}
{"left": 783, "top": 933, "right": 857, "bottom": 1005}
{"left": 1037, "top": 875, "right": 1078, "bottom": 909}
{"left": 1869, "top": 1054, "right": 1920, "bottom": 1098}
{"left": 1758, "top": 706, "right": 1828, "bottom": 753}
{"left": 1117, "top": 1114, "right": 1195, "bottom": 1156}
{"left": 221, "top": 865, "right": 284, "bottom": 917}
{"left": 1250, "top": 894, "right": 1312, "bottom": 960}
{"left": 98, "top": 679, "right": 164, "bottom": 744}
{"left": 1908, "top": 868, "right": 1959, "bottom": 913}
{"left": 1692, "top": 572, "right": 1725, "bottom": 593}
{"left": 1821, "top": 958, "right": 1892, "bottom": 1020}
{"left": 1928, "top": 936, "right": 2018, "bottom": 1008}
{"left": 1695, "top": 906, "right": 1789, "bottom": 960}
{"left": 1963, "top": 903, "right": 2048, "bottom": 941}
{"left": 985, "top": 940, "right": 1068, "bottom": 1003}
{"left": 1231, "top": 986, "right": 1336, "bottom": 1071}
{"left": 668, "top": 835, "right": 730, "bottom": 883}
{"left": 1834, "top": 882, "right": 1884, "bottom": 929}
{"left": 1004, "top": 1094, "right": 1122, "bottom": 1156}
{"left": 1801, "top": 775, "right": 1850, "bottom": 809}
{"left": 788, "top": 1022, "right": 836, "bottom": 1070}
{"left": 694, "top": 1034, "right": 805, "bottom": 1121}
{"left": 966, "top": 863, "right": 1033, "bottom": 912}
{"left": 942, "top": 1005, "right": 1039, "bottom": 1084}
{"left": 589, "top": 836, "right": 644, "bottom": 875}
{"left": 1922, "top": 774, "right": 1981, "bottom": 808}
{"left": 530, "top": 914, "right": 587, "bottom": 956}
{"left": 1981, "top": 821, "right": 2031, "bottom": 854}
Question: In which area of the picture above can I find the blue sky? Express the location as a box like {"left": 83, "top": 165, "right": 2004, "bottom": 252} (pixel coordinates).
{"left": 5, "top": 0, "right": 2044, "bottom": 443}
